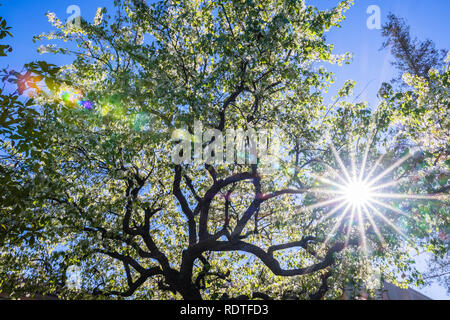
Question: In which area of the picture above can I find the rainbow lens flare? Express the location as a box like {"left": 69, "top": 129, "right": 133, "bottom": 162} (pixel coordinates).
{"left": 59, "top": 87, "right": 94, "bottom": 110}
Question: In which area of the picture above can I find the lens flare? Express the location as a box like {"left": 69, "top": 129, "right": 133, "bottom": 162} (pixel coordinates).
{"left": 59, "top": 86, "right": 94, "bottom": 110}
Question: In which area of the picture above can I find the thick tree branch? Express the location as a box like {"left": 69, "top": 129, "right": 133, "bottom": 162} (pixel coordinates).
{"left": 199, "top": 171, "right": 257, "bottom": 240}
{"left": 309, "top": 271, "right": 332, "bottom": 300}
{"left": 193, "top": 239, "right": 358, "bottom": 278}
{"left": 173, "top": 165, "right": 197, "bottom": 245}
{"left": 95, "top": 249, "right": 164, "bottom": 297}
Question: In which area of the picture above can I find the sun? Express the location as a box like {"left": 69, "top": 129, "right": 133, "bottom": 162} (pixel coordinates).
{"left": 341, "top": 180, "right": 374, "bottom": 207}
{"left": 296, "top": 140, "right": 443, "bottom": 255}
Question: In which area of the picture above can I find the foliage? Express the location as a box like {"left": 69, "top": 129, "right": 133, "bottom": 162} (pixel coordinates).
{"left": 0, "top": 0, "right": 447, "bottom": 300}
{"left": 381, "top": 14, "right": 449, "bottom": 293}
{"left": 382, "top": 55, "right": 450, "bottom": 293}
{"left": 0, "top": 10, "right": 63, "bottom": 295}
{"left": 381, "top": 13, "right": 447, "bottom": 84}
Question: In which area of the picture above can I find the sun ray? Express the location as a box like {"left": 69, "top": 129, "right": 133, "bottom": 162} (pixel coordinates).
{"left": 367, "top": 151, "right": 414, "bottom": 187}
{"left": 371, "top": 193, "right": 440, "bottom": 200}
{"left": 359, "top": 125, "right": 376, "bottom": 182}
{"left": 322, "top": 203, "right": 352, "bottom": 250}
{"left": 304, "top": 161, "right": 349, "bottom": 186}
{"left": 317, "top": 200, "right": 349, "bottom": 224}
{"left": 306, "top": 187, "right": 344, "bottom": 195}
{"left": 361, "top": 204, "right": 386, "bottom": 246}
{"left": 330, "top": 143, "right": 352, "bottom": 183}
{"left": 345, "top": 205, "right": 356, "bottom": 247}
{"left": 289, "top": 161, "right": 348, "bottom": 188}
{"left": 356, "top": 204, "right": 368, "bottom": 255}
{"left": 369, "top": 179, "right": 404, "bottom": 191}
{"left": 322, "top": 162, "right": 350, "bottom": 185}
{"left": 297, "top": 196, "right": 347, "bottom": 212}
{"left": 366, "top": 202, "right": 409, "bottom": 240}
{"left": 348, "top": 135, "right": 357, "bottom": 181}
{"left": 311, "top": 173, "right": 346, "bottom": 190}
{"left": 370, "top": 198, "right": 411, "bottom": 218}
{"left": 362, "top": 153, "right": 385, "bottom": 184}
{"left": 369, "top": 199, "right": 421, "bottom": 228}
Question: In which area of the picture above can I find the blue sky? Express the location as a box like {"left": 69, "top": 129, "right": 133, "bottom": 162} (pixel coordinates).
{"left": 2, "top": 0, "right": 449, "bottom": 105}
{"left": 310, "top": 0, "right": 450, "bottom": 106}
{"left": 1, "top": 0, "right": 449, "bottom": 299}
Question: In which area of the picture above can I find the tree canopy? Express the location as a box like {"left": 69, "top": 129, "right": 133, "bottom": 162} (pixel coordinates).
{"left": 381, "top": 13, "right": 449, "bottom": 294}
{"left": 0, "top": 0, "right": 448, "bottom": 300}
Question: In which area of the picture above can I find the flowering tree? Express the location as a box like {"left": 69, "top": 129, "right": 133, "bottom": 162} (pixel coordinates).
{"left": 0, "top": 0, "right": 447, "bottom": 300}
{"left": 381, "top": 14, "right": 449, "bottom": 293}
{"left": 1, "top": 11, "right": 58, "bottom": 263}
{"left": 381, "top": 55, "right": 450, "bottom": 294}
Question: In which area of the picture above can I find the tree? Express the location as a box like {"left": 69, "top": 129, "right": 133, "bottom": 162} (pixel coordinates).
{"left": 381, "top": 13, "right": 447, "bottom": 83}
{"left": 1, "top": 8, "right": 59, "bottom": 260}
{"left": 381, "top": 14, "right": 449, "bottom": 294}
{"left": 384, "top": 59, "right": 450, "bottom": 295}
{"left": 0, "top": 0, "right": 447, "bottom": 300}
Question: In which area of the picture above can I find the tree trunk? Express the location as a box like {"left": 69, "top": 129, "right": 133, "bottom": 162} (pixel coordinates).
{"left": 179, "top": 285, "right": 203, "bottom": 300}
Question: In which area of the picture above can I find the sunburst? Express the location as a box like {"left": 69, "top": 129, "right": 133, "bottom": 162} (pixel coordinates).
{"left": 303, "top": 140, "right": 443, "bottom": 255}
